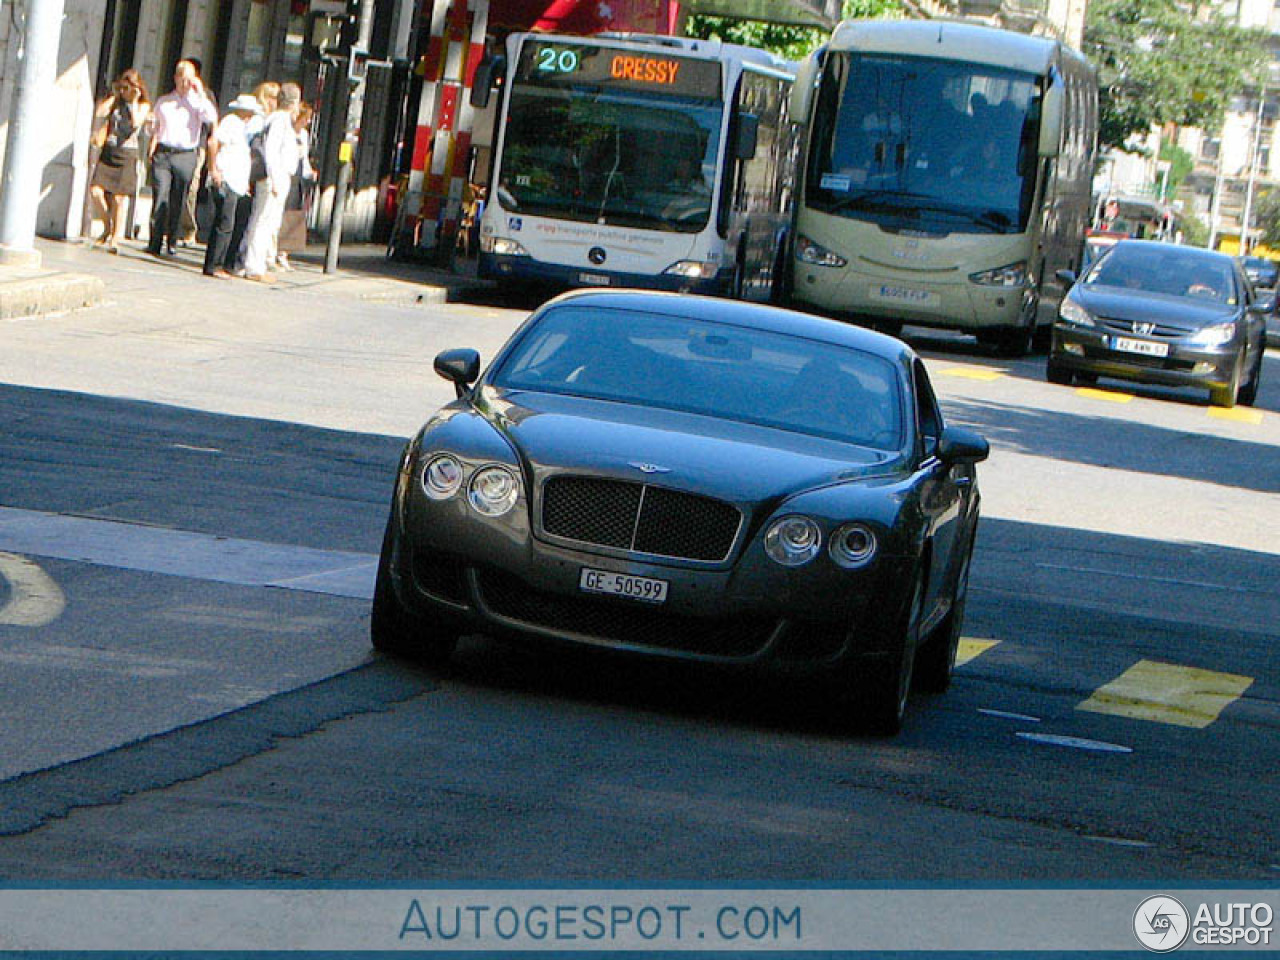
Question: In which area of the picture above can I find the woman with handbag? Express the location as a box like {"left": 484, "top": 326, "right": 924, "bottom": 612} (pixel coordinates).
{"left": 89, "top": 69, "right": 151, "bottom": 253}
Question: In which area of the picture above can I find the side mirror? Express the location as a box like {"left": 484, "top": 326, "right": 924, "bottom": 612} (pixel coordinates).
{"left": 1056, "top": 268, "right": 1077, "bottom": 287}
{"left": 1250, "top": 295, "right": 1274, "bottom": 314}
{"left": 938, "top": 426, "right": 989, "bottom": 465}
{"left": 435, "top": 348, "right": 481, "bottom": 398}
{"left": 735, "top": 112, "right": 759, "bottom": 161}
{"left": 469, "top": 54, "right": 506, "bottom": 109}
{"left": 788, "top": 49, "right": 822, "bottom": 122}
{"left": 1038, "top": 76, "right": 1064, "bottom": 157}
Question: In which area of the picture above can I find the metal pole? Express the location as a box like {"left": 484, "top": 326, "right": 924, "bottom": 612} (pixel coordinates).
{"left": 0, "top": 0, "right": 67, "bottom": 266}
{"left": 322, "top": 0, "right": 375, "bottom": 274}
{"left": 1239, "top": 84, "right": 1266, "bottom": 255}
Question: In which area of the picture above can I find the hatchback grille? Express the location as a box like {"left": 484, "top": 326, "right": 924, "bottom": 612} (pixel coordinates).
{"left": 541, "top": 476, "right": 741, "bottom": 562}
{"left": 476, "top": 568, "right": 775, "bottom": 657}
{"left": 1097, "top": 317, "right": 1190, "bottom": 339}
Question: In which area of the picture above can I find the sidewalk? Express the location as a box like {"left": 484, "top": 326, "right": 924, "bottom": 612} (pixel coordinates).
{"left": 0, "top": 237, "right": 492, "bottom": 317}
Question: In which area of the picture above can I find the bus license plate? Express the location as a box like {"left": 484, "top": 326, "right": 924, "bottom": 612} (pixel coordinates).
{"left": 579, "top": 568, "right": 669, "bottom": 604}
{"left": 1111, "top": 336, "right": 1169, "bottom": 358}
{"left": 871, "top": 284, "right": 938, "bottom": 307}
{"left": 578, "top": 272, "right": 612, "bottom": 286}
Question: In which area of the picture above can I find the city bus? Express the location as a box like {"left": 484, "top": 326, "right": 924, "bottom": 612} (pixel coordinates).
{"left": 785, "top": 20, "right": 1097, "bottom": 354}
{"left": 470, "top": 33, "right": 798, "bottom": 299}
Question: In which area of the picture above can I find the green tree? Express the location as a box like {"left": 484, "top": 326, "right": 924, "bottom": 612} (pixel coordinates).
{"left": 1179, "top": 211, "right": 1210, "bottom": 248}
{"left": 1157, "top": 142, "right": 1194, "bottom": 201}
{"left": 1084, "top": 0, "right": 1269, "bottom": 151}
{"left": 685, "top": 0, "right": 901, "bottom": 61}
{"left": 1254, "top": 188, "right": 1280, "bottom": 249}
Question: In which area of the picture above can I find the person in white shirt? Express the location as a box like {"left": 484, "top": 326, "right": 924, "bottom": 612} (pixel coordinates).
{"left": 147, "top": 60, "right": 218, "bottom": 256}
{"left": 203, "top": 94, "right": 260, "bottom": 278}
{"left": 239, "top": 82, "right": 301, "bottom": 282}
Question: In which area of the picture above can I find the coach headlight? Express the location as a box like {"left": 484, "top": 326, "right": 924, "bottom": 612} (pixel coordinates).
{"left": 764, "top": 516, "right": 822, "bottom": 567}
{"left": 795, "top": 234, "right": 848, "bottom": 268}
{"left": 481, "top": 236, "right": 530, "bottom": 257}
{"left": 664, "top": 260, "right": 719, "bottom": 279}
{"left": 969, "top": 260, "right": 1027, "bottom": 287}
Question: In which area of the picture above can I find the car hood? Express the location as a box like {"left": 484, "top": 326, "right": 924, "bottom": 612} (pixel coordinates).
{"left": 473, "top": 386, "right": 907, "bottom": 504}
{"left": 1073, "top": 285, "right": 1239, "bottom": 331}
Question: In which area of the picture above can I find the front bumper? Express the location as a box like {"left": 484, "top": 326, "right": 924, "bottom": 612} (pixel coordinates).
{"left": 479, "top": 252, "right": 729, "bottom": 297}
{"left": 1050, "top": 324, "right": 1238, "bottom": 390}
{"left": 385, "top": 486, "right": 915, "bottom": 669}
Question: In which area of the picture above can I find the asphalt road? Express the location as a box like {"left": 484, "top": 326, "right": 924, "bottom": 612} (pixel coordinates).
{"left": 0, "top": 242, "right": 1276, "bottom": 884}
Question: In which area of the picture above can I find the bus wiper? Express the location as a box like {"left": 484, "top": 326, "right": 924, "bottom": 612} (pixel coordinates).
{"left": 824, "top": 189, "right": 931, "bottom": 214}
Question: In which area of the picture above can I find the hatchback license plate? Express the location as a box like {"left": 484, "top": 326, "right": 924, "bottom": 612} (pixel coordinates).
{"left": 579, "top": 568, "right": 669, "bottom": 604}
{"left": 1112, "top": 336, "right": 1169, "bottom": 357}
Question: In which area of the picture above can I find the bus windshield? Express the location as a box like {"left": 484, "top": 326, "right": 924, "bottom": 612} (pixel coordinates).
{"left": 806, "top": 52, "right": 1040, "bottom": 234}
{"left": 495, "top": 44, "right": 724, "bottom": 233}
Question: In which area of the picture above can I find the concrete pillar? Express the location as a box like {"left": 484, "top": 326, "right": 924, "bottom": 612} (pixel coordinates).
{"left": 0, "top": 0, "right": 68, "bottom": 266}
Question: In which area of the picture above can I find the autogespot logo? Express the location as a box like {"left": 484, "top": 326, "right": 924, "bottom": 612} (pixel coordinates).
{"left": 1134, "top": 896, "right": 1190, "bottom": 952}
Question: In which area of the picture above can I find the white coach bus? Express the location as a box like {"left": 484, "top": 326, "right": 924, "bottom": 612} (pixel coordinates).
{"left": 785, "top": 19, "right": 1097, "bottom": 354}
{"left": 471, "top": 33, "right": 797, "bottom": 300}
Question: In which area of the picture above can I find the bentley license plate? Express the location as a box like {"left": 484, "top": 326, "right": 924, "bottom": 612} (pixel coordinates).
{"left": 1112, "top": 336, "right": 1169, "bottom": 357}
{"left": 579, "top": 568, "right": 669, "bottom": 604}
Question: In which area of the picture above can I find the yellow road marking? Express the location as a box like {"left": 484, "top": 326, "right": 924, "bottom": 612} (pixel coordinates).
{"left": 0, "top": 552, "right": 66, "bottom": 627}
{"left": 1077, "top": 659, "right": 1253, "bottom": 728}
{"left": 956, "top": 638, "right": 999, "bottom": 667}
{"left": 939, "top": 367, "right": 1006, "bottom": 382}
{"left": 1208, "top": 407, "right": 1263, "bottom": 425}
{"left": 1076, "top": 387, "right": 1134, "bottom": 403}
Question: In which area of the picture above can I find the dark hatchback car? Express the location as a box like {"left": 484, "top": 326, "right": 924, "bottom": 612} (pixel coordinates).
{"left": 1048, "top": 240, "right": 1266, "bottom": 408}
{"left": 372, "top": 290, "right": 988, "bottom": 733}
{"left": 1240, "top": 255, "right": 1279, "bottom": 291}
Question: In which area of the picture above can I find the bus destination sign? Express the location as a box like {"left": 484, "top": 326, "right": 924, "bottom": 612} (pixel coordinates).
{"left": 517, "top": 41, "right": 722, "bottom": 98}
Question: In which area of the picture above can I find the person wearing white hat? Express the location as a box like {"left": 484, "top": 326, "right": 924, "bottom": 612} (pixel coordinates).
{"left": 203, "top": 93, "right": 261, "bottom": 277}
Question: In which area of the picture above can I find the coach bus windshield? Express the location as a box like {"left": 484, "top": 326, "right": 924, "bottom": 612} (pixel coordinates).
{"left": 805, "top": 52, "right": 1040, "bottom": 234}
{"left": 495, "top": 42, "right": 724, "bottom": 233}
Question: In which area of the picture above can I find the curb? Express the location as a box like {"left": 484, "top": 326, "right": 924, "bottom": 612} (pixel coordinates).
{"left": 0, "top": 272, "right": 105, "bottom": 320}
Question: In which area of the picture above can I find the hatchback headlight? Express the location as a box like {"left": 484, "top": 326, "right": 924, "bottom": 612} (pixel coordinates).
{"left": 468, "top": 466, "right": 520, "bottom": 517}
{"left": 764, "top": 516, "right": 822, "bottom": 567}
{"left": 481, "top": 236, "right": 529, "bottom": 257}
{"left": 969, "top": 260, "right": 1027, "bottom": 287}
{"left": 422, "top": 454, "right": 464, "bottom": 500}
{"left": 664, "top": 260, "right": 719, "bottom": 278}
{"left": 1058, "top": 298, "right": 1095, "bottom": 328}
{"left": 1185, "top": 321, "right": 1237, "bottom": 348}
{"left": 829, "top": 523, "right": 878, "bottom": 568}
{"left": 794, "top": 234, "right": 847, "bottom": 268}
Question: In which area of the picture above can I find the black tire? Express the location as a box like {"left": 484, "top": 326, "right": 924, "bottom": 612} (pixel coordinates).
{"left": 874, "top": 319, "right": 904, "bottom": 339}
{"left": 371, "top": 518, "right": 458, "bottom": 666}
{"left": 987, "top": 323, "right": 1034, "bottom": 357}
{"left": 853, "top": 572, "right": 923, "bottom": 736}
{"left": 1046, "top": 357, "right": 1074, "bottom": 386}
{"left": 914, "top": 541, "right": 972, "bottom": 695}
{"left": 1209, "top": 355, "right": 1242, "bottom": 409}
{"left": 1238, "top": 345, "right": 1263, "bottom": 407}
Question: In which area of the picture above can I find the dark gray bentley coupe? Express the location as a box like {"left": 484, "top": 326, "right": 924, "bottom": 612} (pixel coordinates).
{"left": 372, "top": 290, "right": 988, "bottom": 733}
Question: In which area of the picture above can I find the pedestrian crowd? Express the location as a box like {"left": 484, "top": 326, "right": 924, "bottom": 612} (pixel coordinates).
{"left": 88, "top": 59, "right": 316, "bottom": 283}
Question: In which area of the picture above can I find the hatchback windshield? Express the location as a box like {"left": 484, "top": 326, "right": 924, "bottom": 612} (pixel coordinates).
{"left": 1085, "top": 245, "right": 1239, "bottom": 305}
{"left": 492, "top": 306, "right": 905, "bottom": 450}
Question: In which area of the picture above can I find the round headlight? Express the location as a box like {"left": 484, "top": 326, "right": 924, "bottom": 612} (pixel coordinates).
{"left": 422, "top": 454, "right": 463, "bottom": 500}
{"left": 830, "top": 523, "right": 878, "bottom": 568}
{"left": 764, "top": 515, "right": 822, "bottom": 567}
{"left": 468, "top": 466, "right": 519, "bottom": 517}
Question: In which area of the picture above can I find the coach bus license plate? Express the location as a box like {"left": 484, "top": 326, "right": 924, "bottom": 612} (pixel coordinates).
{"left": 579, "top": 568, "right": 669, "bottom": 604}
{"left": 1111, "top": 336, "right": 1169, "bottom": 358}
{"left": 578, "top": 272, "right": 612, "bottom": 286}
{"left": 871, "top": 284, "right": 938, "bottom": 307}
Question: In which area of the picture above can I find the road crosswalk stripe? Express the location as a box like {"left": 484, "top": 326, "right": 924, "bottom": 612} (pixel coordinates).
{"left": 939, "top": 367, "right": 1006, "bottom": 382}
{"left": 956, "top": 638, "right": 1000, "bottom": 667}
{"left": 1075, "top": 387, "right": 1134, "bottom": 403}
{"left": 1208, "top": 407, "right": 1264, "bottom": 425}
{"left": 1076, "top": 659, "right": 1253, "bottom": 728}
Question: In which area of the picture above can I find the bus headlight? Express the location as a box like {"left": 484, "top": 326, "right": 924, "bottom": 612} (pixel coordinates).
{"left": 481, "top": 236, "right": 530, "bottom": 257}
{"left": 664, "top": 260, "right": 719, "bottom": 279}
{"left": 969, "top": 260, "right": 1027, "bottom": 287}
{"left": 1057, "top": 298, "right": 1095, "bottom": 328}
{"left": 795, "top": 234, "right": 848, "bottom": 268}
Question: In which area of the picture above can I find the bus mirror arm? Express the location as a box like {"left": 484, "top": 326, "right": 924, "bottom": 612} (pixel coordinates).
{"left": 470, "top": 54, "right": 506, "bottom": 110}
{"left": 1038, "top": 78, "right": 1064, "bottom": 157}
{"left": 736, "top": 113, "right": 759, "bottom": 161}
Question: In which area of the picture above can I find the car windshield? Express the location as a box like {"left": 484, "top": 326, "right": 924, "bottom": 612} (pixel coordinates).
{"left": 1084, "top": 245, "right": 1238, "bottom": 305}
{"left": 492, "top": 306, "right": 905, "bottom": 450}
{"left": 805, "top": 52, "right": 1040, "bottom": 234}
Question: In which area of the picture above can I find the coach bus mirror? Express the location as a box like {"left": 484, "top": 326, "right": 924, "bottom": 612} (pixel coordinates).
{"left": 1056, "top": 268, "right": 1077, "bottom": 287}
{"left": 789, "top": 50, "right": 822, "bottom": 121}
{"left": 736, "top": 113, "right": 760, "bottom": 161}
{"left": 470, "top": 55, "right": 506, "bottom": 109}
{"left": 1038, "top": 81, "right": 1064, "bottom": 157}
{"left": 435, "top": 348, "right": 481, "bottom": 397}
{"left": 938, "top": 426, "right": 989, "bottom": 465}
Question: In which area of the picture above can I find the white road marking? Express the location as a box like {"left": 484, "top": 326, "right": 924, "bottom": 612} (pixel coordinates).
{"left": 1015, "top": 732, "right": 1133, "bottom": 753}
{"left": 0, "top": 552, "right": 67, "bottom": 627}
{"left": 978, "top": 708, "right": 1041, "bottom": 723}
{"left": 0, "top": 507, "right": 375, "bottom": 601}
{"left": 1035, "top": 562, "right": 1256, "bottom": 593}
